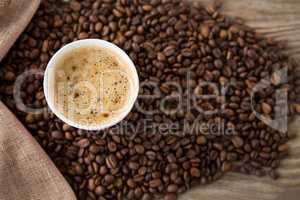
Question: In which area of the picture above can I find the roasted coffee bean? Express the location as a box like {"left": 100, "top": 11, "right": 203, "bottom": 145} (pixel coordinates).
{"left": 200, "top": 25, "right": 210, "bottom": 38}
{"left": 142, "top": 193, "right": 152, "bottom": 200}
{"left": 78, "top": 32, "right": 89, "bottom": 39}
{"left": 128, "top": 162, "right": 139, "bottom": 170}
{"left": 51, "top": 130, "right": 63, "bottom": 139}
{"left": 231, "top": 136, "right": 244, "bottom": 148}
{"left": 149, "top": 179, "right": 162, "bottom": 188}
{"left": 107, "top": 141, "right": 117, "bottom": 152}
{"left": 77, "top": 138, "right": 90, "bottom": 148}
{"left": 25, "top": 114, "right": 34, "bottom": 124}
{"left": 89, "top": 144, "right": 101, "bottom": 154}
{"left": 138, "top": 166, "right": 147, "bottom": 176}
{"left": 190, "top": 168, "right": 201, "bottom": 177}
{"left": 146, "top": 151, "right": 156, "bottom": 160}
{"left": 74, "top": 163, "right": 84, "bottom": 175}
{"left": 104, "top": 174, "right": 114, "bottom": 185}
{"left": 3, "top": 71, "right": 15, "bottom": 81}
{"left": 87, "top": 178, "right": 96, "bottom": 191}
{"left": 261, "top": 102, "right": 272, "bottom": 114}
{"left": 166, "top": 184, "right": 178, "bottom": 193}
{"left": 106, "top": 154, "right": 118, "bottom": 169}
{"left": 70, "top": 1, "right": 81, "bottom": 12}
{"left": 134, "top": 144, "right": 145, "bottom": 154}
{"left": 163, "top": 46, "right": 176, "bottom": 57}
{"left": 127, "top": 178, "right": 136, "bottom": 188}
{"left": 271, "top": 73, "right": 281, "bottom": 86}
{"left": 94, "top": 186, "right": 106, "bottom": 196}
{"left": 164, "top": 193, "right": 177, "bottom": 200}
{"left": 99, "top": 166, "right": 108, "bottom": 176}
{"left": 227, "top": 153, "right": 238, "bottom": 161}
{"left": 1, "top": 0, "right": 298, "bottom": 199}
{"left": 196, "top": 135, "right": 207, "bottom": 145}
{"left": 278, "top": 144, "right": 289, "bottom": 153}
{"left": 221, "top": 162, "right": 232, "bottom": 172}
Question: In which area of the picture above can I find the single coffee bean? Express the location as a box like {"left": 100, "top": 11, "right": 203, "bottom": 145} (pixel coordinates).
{"left": 112, "top": 9, "right": 123, "bottom": 18}
{"left": 108, "top": 142, "right": 117, "bottom": 152}
{"left": 149, "top": 179, "right": 162, "bottom": 188}
{"left": 271, "top": 73, "right": 281, "bottom": 85}
{"left": 164, "top": 193, "right": 177, "bottom": 200}
{"left": 94, "top": 186, "right": 106, "bottom": 196}
{"left": 219, "top": 29, "right": 228, "bottom": 40}
{"left": 77, "top": 138, "right": 90, "bottom": 148}
{"left": 89, "top": 144, "right": 101, "bottom": 154}
{"left": 134, "top": 187, "right": 143, "bottom": 198}
{"left": 104, "top": 174, "right": 114, "bottom": 185}
{"left": 3, "top": 71, "right": 15, "bottom": 81}
{"left": 221, "top": 162, "right": 232, "bottom": 172}
{"left": 167, "top": 184, "right": 178, "bottom": 193}
{"left": 200, "top": 25, "right": 210, "bottom": 38}
{"left": 190, "top": 168, "right": 201, "bottom": 177}
{"left": 87, "top": 178, "right": 96, "bottom": 191}
{"left": 99, "top": 166, "right": 108, "bottom": 176}
{"left": 141, "top": 193, "right": 152, "bottom": 200}
{"left": 25, "top": 114, "right": 34, "bottom": 124}
{"left": 146, "top": 151, "right": 156, "bottom": 160}
{"left": 78, "top": 32, "right": 89, "bottom": 39}
{"left": 163, "top": 46, "right": 176, "bottom": 57}
{"left": 196, "top": 135, "right": 207, "bottom": 145}
{"left": 231, "top": 136, "right": 244, "bottom": 148}
{"left": 134, "top": 144, "right": 145, "bottom": 154}
{"left": 157, "top": 52, "right": 166, "bottom": 61}
{"left": 278, "top": 144, "right": 289, "bottom": 152}
{"left": 142, "top": 5, "right": 153, "bottom": 12}
{"left": 51, "top": 130, "right": 63, "bottom": 139}
{"left": 261, "top": 102, "right": 272, "bottom": 114}
{"left": 106, "top": 154, "right": 118, "bottom": 169}
{"left": 127, "top": 178, "right": 136, "bottom": 188}
{"left": 227, "top": 153, "right": 238, "bottom": 161}
{"left": 71, "top": 161, "right": 81, "bottom": 173}
{"left": 138, "top": 166, "right": 147, "bottom": 176}
{"left": 70, "top": 1, "right": 81, "bottom": 12}
{"left": 128, "top": 162, "right": 139, "bottom": 170}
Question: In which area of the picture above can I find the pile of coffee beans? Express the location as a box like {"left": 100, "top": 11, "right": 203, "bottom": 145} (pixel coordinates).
{"left": 0, "top": 0, "right": 300, "bottom": 199}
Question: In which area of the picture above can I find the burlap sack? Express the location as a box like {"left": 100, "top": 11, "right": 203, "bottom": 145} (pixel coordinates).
{"left": 0, "top": 0, "right": 39, "bottom": 61}
{"left": 0, "top": 102, "right": 76, "bottom": 200}
{"left": 0, "top": 1, "right": 76, "bottom": 199}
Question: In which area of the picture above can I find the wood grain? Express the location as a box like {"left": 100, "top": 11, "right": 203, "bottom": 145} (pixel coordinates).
{"left": 1, "top": 0, "right": 299, "bottom": 199}
{"left": 183, "top": 0, "right": 300, "bottom": 200}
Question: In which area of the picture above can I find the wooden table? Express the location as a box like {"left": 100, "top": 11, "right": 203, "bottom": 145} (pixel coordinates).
{"left": 182, "top": 1, "right": 300, "bottom": 199}
{"left": 1, "top": 0, "right": 300, "bottom": 199}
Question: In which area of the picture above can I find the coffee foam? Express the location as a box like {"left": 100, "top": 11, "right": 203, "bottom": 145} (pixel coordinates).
{"left": 53, "top": 45, "right": 132, "bottom": 125}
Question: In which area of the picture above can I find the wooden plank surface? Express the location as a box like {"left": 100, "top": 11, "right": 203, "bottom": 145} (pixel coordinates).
{"left": 183, "top": 0, "right": 300, "bottom": 199}
{"left": 1, "top": 0, "right": 299, "bottom": 199}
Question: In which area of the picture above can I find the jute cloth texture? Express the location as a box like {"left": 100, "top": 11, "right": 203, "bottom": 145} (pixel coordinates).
{"left": 0, "top": 0, "right": 76, "bottom": 199}
{"left": 0, "top": 0, "right": 39, "bottom": 61}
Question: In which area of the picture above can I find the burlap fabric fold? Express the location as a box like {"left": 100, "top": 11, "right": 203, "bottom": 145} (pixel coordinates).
{"left": 0, "top": 0, "right": 39, "bottom": 61}
{"left": 0, "top": 0, "right": 76, "bottom": 199}
{"left": 0, "top": 102, "right": 76, "bottom": 200}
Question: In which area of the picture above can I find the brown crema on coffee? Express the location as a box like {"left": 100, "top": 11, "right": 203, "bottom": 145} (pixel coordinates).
{"left": 0, "top": 0, "right": 300, "bottom": 200}
{"left": 53, "top": 45, "right": 130, "bottom": 125}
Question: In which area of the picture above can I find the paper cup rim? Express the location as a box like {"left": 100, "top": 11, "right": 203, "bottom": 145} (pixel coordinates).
{"left": 43, "top": 39, "right": 139, "bottom": 131}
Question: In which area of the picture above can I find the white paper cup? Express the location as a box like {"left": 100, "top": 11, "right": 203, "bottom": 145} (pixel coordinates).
{"left": 43, "top": 39, "right": 139, "bottom": 130}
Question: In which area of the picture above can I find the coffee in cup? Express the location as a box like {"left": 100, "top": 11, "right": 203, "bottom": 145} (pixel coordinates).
{"left": 44, "top": 39, "right": 139, "bottom": 130}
